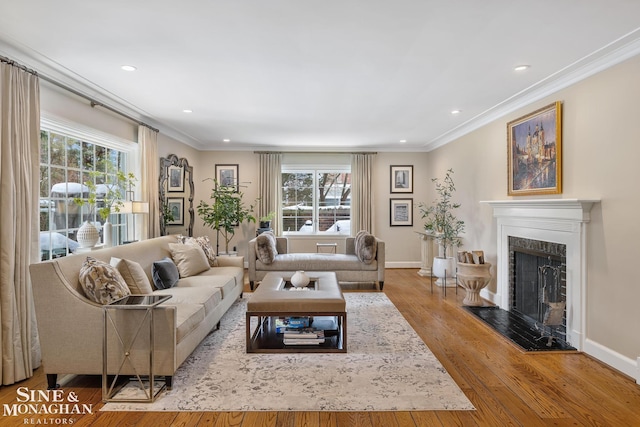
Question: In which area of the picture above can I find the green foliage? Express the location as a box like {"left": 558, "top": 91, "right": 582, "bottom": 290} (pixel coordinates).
{"left": 418, "top": 169, "right": 465, "bottom": 256}
{"left": 197, "top": 179, "right": 256, "bottom": 254}
{"left": 161, "top": 199, "right": 175, "bottom": 228}
{"left": 259, "top": 211, "right": 276, "bottom": 222}
{"left": 74, "top": 168, "right": 137, "bottom": 222}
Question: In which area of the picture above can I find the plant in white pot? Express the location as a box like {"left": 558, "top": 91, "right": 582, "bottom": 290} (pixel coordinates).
{"left": 418, "top": 168, "right": 465, "bottom": 286}
{"left": 74, "top": 170, "right": 137, "bottom": 247}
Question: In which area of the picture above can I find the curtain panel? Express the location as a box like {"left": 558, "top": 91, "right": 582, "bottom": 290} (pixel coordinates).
{"left": 258, "top": 153, "right": 282, "bottom": 235}
{"left": 350, "top": 153, "right": 375, "bottom": 235}
{"left": 0, "top": 61, "right": 42, "bottom": 384}
{"left": 139, "top": 125, "right": 160, "bottom": 239}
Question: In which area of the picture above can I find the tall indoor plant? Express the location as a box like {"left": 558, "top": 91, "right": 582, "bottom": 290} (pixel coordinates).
{"left": 418, "top": 168, "right": 465, "bottom": 283}
{"left": 197, "top": 179, "right": 257, "bottom": 255}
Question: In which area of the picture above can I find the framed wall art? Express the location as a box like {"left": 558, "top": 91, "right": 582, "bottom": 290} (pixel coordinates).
{"left": 167, "top": 165, "right": 184, "bottom": 192}
{"left": 390, "top": 198, "right": 413, "bottom": 226}
{"left": 166, "top": 197, "right": 184, "bottom": 226}
{"left": 390, "top": 165, "right": 413, "bottom": 193}
{"left": 507, "top": 101, "right": 562, "bottom": 196}
{"left": 215, "top": 164, "right": 239, "bottom": 191}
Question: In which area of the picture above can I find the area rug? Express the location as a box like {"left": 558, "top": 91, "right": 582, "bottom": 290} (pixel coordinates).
{"left": 102, "top": 293, "right": 474, "bottom": 412}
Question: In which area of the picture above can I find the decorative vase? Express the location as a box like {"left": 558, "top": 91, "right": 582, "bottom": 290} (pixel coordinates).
{"left": 291, "top": 270, "right": 310, "bottom": 288}
{"left": 102, "top": 220, "right": 113, "bottom": 247}
{"left": 77, "top": 220, "right": 100, "bottom": 248}
{"left": 432, "top": 256, "right": 456, "bottom": 287}
{"left": 457, "top": 262, "right": 492, "bottom": 306}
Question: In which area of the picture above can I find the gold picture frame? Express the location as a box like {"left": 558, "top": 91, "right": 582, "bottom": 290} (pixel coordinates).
{"left": 507, "top": 101, "right": 562, "bottom": 196}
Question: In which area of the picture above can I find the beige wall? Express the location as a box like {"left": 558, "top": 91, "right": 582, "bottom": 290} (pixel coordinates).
{"left": 427, "top": 55, "right": 640, "bottom": 370}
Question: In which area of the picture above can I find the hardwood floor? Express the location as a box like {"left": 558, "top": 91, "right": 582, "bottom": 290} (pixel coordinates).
{"left": 2, "top": 269, "right": 639, "bottom": 426}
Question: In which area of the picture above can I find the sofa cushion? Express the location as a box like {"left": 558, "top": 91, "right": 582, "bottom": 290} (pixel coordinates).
{"left": 154, "top": 286, "right": 222, "bottom": 315}
{"left": 112, "top": 258, "right": 153, "bottom": 294}
{"left": 169, "top": 242, "right": 211, "bottom": 277}
{"left": 256, "top": 253, "right": 377, "bottom": 271}
{"left": 152, "top": 257, "right": 180, "bottom": 289}
{"left": 355, "top": 230, "right": 377, "bottom": 264}
{"left": 186, "top": 236, "right": 218, "bottom": 267}
{"left": 79, "top": 257, "right": 131, "bottom": 304}
{"left": 163, "top": 302, "right": 206, "bottom": 342}
{"left": 178, "top": 273, "right": 237, "bottom": 299}
{"left": 256, "top": 231, "right": 278, "bottom": 264}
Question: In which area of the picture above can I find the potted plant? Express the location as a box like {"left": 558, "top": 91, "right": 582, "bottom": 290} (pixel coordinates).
{"left": 197, "top": 179, "right": 257, "bottom": 255}
{"left": 259, "top": 211, "right": 275, "bottom": 229}
{"left": 74, "top": 170, "right": 137, "bottom": 247}
{"left": 418, "top": 168, "right": 465, "bottom": 284}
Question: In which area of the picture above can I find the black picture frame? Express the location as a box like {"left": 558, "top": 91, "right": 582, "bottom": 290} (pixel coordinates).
{"left": 167, "top": 197, "right": 184, "bottom": 226}
{"left": 390, "top": 165, "right": 413, "bottom": 193}
{"left": 390, "top": 198, "right": 413, "bottom": 226}
{"left": 215, "top": 164, "right": 239, "bottom": 192}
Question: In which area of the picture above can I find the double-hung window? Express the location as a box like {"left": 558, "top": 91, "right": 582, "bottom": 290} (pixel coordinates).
{"left": 281, "top": 161, "right": 351, "bottom": 234}
{"left": 39, "top": 117, "right": 136, "bottom": 260}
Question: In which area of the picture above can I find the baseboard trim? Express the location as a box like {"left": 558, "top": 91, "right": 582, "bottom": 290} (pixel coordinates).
{"left": 583, "top": 339, "right": 639, "bottom": 384}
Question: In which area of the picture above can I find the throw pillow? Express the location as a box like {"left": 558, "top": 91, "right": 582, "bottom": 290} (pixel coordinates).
{"left": 79, "top": 257, "right": 131, "bottom": 304}
{"left": 169, "top": 242, "right": 211, "bottom": 277}
{"left": 186, "top": 236, "right": 218, "bottom": 267}
{"left": 256, "top": 231, "right": 278, "bottom": 264}
{"left": 355, "top": 230, "right": 377, "bottom": 264}
{"left": 152, "top": 257, "right": 180, "bottom": 289}
{"left": 112, "top": 258, "right": 153, "bottom": 294}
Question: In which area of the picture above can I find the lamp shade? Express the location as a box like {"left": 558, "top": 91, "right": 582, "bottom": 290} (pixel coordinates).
{"left": 120, "top": 201, "right": 149, "bottom": 214}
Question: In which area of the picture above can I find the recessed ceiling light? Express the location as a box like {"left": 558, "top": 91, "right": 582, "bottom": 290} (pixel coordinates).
{"left": 399, "top": 139, "right": 407, "bottom": 143}
{"left": 451, "top": 110, "right": 461, "bottom": 115}
{"left": 223, "top": 139, "right": 230, "bottom": 143}
{"left": 514, "top": 65, "right": 530, "bottom": 71}
{"left": 121, "top": 65, "right": 137, "bottom": 71}
{"left": 183, "top": 109, "right": 193, "bottom": 113}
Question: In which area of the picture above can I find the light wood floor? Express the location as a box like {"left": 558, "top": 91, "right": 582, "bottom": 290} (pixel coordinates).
{"left": 2, "top": 269, "right": 639, "bottom": 426}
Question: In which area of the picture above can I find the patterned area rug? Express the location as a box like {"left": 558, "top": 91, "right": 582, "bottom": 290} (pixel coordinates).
{"left": 102, "top": 293, "right": 474, "bottom": 412}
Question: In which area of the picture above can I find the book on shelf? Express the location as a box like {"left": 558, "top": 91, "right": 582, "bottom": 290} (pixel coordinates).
{"left": 283, "top": 337, "right": 325, "bottom": 345}
{"left": 282, "top": 328, "right": 325, "bottom": 339}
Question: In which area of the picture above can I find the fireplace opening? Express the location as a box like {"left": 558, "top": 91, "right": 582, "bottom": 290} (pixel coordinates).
{"left": 509, "top": 237, "right": 574, "bottom": 349}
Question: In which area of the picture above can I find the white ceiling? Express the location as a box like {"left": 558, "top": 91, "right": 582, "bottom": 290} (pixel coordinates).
{"left": 1, "top": 1, "right": 640, "bottom": 152}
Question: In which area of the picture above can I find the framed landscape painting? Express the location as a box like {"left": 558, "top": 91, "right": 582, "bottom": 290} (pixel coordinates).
{"left": 507, "top": 101, "right": 562, "bottom": 196}
{"left": 390, "top": 198, "right": 413, "bottom": 226}
{"left": 390, "top": 165, "right": 413, "bottom": 193}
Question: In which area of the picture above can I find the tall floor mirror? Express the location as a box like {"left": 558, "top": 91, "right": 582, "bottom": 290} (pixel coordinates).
{"left": 159, "top": 154, "right": 194, "bottom": 237}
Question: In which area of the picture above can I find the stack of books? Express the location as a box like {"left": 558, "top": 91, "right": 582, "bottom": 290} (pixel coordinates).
{"left": 282, "top": 328, "right": 325, "bottom": 345}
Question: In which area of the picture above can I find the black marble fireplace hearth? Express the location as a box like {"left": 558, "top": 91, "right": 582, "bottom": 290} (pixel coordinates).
{"left": 463, "top": 306, "right": 577, "bottom": 352}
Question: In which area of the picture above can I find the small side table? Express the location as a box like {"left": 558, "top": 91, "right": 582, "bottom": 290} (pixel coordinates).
{"left": 316, "top": 243, "right": 337, "bottom": 254}
{"left": 103, "top": 294, "right": 171, "bottom": 403}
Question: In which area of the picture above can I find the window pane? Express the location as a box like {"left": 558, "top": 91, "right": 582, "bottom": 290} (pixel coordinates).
{"left": 66, "top": 138, "right": 81, "bottom": 169}
{"left": 50, "top": 133, "right": 65, "bottom": 166}
{"left": 82, "top": 141, "right": 94, "bottom": 171}
{"left": 40, "top": 130, "right": 49, "bottom": 164}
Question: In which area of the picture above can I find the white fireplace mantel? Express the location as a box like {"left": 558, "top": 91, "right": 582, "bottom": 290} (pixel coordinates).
{"left": 480, "top": 199, "right": 600, "bottom": 351}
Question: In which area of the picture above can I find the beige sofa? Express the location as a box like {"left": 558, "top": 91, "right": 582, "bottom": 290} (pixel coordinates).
{"left": 248, "top": 236, "right": 385, "bottom": 291}
{"left": 29, "top": 235, "right": 244, "bottom": 390}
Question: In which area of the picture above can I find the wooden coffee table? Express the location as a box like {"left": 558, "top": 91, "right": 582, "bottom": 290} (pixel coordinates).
{"left": 246, "top": 271, "right": 347, "bottom": 353}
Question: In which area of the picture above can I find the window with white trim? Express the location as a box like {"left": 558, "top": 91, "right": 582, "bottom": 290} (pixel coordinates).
{"left": 39, "top": 119, "right": 134, "bottom": 260}
{"left": 281, "top": 168, "right": 351, "bottom": 234}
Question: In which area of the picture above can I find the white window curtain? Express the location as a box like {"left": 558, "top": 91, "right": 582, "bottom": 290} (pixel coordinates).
{"left": 139, "top": 125, "right": 160, "bottom": 238}
{"left": 0, "top": 60, "right": 42, "bottom": 384}
{"left": 350, "top": 153, "right": 375, "bottom": 235}
{"left": 258, "top": 153, "right": 282, "bottom": 235}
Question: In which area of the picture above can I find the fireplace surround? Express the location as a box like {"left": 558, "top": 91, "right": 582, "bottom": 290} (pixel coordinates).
{"left": 482, "top": 199, "right": 598, "bottom": 351}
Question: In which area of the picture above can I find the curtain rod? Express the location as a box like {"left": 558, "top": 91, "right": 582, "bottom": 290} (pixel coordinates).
{"left": 254, "top": 151, "right": 377, "bottom": 155}
{"left": 1, "top": 54, "right": 159, "bottom": 133}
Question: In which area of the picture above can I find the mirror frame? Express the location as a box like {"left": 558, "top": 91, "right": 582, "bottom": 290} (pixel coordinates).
{"left": 159, "top": 154, "right": 194, "bottom": 237}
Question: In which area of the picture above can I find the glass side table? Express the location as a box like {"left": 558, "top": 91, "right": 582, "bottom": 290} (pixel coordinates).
{"left": 102, "top": 294, "right": 171, "bottom": 403}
